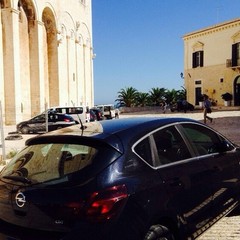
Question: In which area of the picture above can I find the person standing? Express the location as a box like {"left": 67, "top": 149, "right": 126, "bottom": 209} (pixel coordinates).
{"left": 203, "top": 95, "right": 213, "bottom": 124}
{"left": 182, "top": 99, "right": 188, "bottom": 113}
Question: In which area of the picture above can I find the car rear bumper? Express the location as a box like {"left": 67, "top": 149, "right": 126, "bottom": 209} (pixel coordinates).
{"left": 0, "top": 219, "right": 119, "bottom": 240}
{"left": 0, "top": 219, "right": 62, "bottom": 240}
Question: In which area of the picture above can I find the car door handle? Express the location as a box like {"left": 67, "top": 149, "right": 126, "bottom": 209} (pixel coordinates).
{"left": 168, "top": 178, "right": 183, "bottom": 187}
{"left": 212, "top": 166, "right": 221, "bottom": 171}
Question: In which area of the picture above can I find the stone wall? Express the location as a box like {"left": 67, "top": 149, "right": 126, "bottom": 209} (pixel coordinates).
{"left": 0, "top": 0, "right": 94, "bottom": 125}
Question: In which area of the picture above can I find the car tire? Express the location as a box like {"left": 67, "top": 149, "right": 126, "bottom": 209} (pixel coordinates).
{"left": 21, "top": 126, "right": 29, "bottom": 134}
{"left": 5, "top": 134, "right": 23, "bottom": 140}
{"left": 144, "top": 224, "right": 175, "bottom": 240}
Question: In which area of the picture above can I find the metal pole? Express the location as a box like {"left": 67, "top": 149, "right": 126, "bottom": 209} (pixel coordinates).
{"left": 45, "top": 101, "right": 48, "bottom": 133}
{"left": 0, "top": 101, "right": 6, "bottom": 162}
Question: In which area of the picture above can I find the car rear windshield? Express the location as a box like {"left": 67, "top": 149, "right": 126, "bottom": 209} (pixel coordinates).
{"left": 55, "top": 107, "right": 84, "bottom": 114}
{"left": 1, "top": 143, "right": 98, "bottom": 184}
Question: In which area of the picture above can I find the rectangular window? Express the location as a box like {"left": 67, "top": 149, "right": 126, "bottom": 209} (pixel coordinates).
{"left": 232, "top": 42, "right": 240, "bottom": 66}
{"left": 237, "top": 43, "right": 240, "bottom": 66}
{"left": 195, "top": 80, "right": 202, "bottom": 85}
{"left": 192, "top": 51, "right": 204, "bottom": 68}
{"left": 237, "top": 43, "right": 240, "bottom": 59}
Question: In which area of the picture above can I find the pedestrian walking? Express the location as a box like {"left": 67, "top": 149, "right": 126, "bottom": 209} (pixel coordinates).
{"left": 182, "top": 99, "right": 188, "bottom": 113}
{"left": 162, "top": 101, "right": 168, "bottom": 113}
{"left": 203, "top": 95, "right": 213, "bottom": 124}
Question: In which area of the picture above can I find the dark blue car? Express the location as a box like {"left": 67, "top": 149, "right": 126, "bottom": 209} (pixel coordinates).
{"left": 16, "top": 113, "right": 77, "bottom": 134}
{"left": 0, "top": 117, "right": 239, "bottom": 239}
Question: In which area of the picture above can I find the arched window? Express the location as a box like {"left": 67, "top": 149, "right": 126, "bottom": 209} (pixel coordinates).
{"left": 234, "top": 76, "right": 240, "bottom": 106}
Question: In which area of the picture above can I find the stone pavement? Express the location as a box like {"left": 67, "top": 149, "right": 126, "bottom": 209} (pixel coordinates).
{"left": 197, "top": 209, "right": 240, "bottom": 239}
{"left": 0, "top": 125, "right": 37, "bottom": 162}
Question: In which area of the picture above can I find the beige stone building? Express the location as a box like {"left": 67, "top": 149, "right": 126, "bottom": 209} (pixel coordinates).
{"left": 0, "top": 0, "right": 94, "bottom": 125}
{"left": 183, "top": 18, "right": 240, "bottom": 107}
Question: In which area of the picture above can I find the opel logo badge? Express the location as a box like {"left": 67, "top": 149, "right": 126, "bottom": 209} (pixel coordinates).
{"left": 15, "top": 192, "right": 26, "bottom": 208}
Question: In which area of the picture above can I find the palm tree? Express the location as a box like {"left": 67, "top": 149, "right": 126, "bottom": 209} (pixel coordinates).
{"left": 116, "top": 87, "right": 138, "bottom": 107}
{"left": 164, "top": 89, "right": 180, "bottom": 104}
{"left": 149, "top": 87, "right": 167, "bottom": 106}
{"left": 177, "top": 86, "right": 187, "bottom": 100}
{"left": 135, "top": 92, "right": 149, "bottom": 107}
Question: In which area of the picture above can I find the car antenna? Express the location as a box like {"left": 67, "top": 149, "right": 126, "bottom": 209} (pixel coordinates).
{"left": 71, "top": 101, "right": 85, "bottom": 130}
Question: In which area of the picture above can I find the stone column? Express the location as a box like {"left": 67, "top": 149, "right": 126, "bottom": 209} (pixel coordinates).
{"left": 0, "top": 9, "right": 5, "bottom": 114}
{"left": 66, "top": 34, "right": 77, "bottom": 106}
{"left": 89, "top": 46, "right": 94, "bottom": 107}
{"left": 29, "top": 20, "right": 47, "bottom": 115}
{"left": 48, "top": 31, "right": 59, "bottom": 107}
{"left": 66, "top": 35, "right": 71, "bottom": 105}
{"left": 2, "top": 8, "right": 21, "bottom": 125}
{"left": 83, "top": 43, "right": 86, "bottom": 106}
{"left": 83, "top": 41, "right": 92, "bottom": 107}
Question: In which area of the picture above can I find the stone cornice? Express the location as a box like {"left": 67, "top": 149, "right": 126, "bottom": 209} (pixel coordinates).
{"left": 183, "top": 18, "right": 240, "bottom": 40}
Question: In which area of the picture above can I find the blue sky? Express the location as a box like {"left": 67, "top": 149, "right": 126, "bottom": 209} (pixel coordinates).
{"left": 92, "top": 0, "right": 240, "bottom": 105}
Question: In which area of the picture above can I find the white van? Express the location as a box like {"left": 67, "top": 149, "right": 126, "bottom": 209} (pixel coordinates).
{"left": 95, "top": 104, "right": 116, "bottom": 119}
{"left": 47, "top": 106, "right": 90, "bottom": 123}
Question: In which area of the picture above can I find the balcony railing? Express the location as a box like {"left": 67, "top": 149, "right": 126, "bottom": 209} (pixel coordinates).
{"left": 226, "top": 59, "right": 240, "bottom": 70}
{"left": 226, "top": 59, "right": 232, "bottom": 68}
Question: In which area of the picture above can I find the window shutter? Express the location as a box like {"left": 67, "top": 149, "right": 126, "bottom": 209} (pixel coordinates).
{"left": 200, "top": 51, "right": 204, "bottom": 67}
{"left": 192, "top": 52, "right": 196, "bottom": 68}
{"left": 232, "top": 43, "right": 237, "bottom": 67}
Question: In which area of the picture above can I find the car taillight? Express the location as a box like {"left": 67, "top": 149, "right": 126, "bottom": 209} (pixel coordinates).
{"left": 64, "top": 118, "right": 71, "bottom": 122}
{"left": 86, "top": 185, "right": 128, "bottom": 221}
{"left": 64, "top": 185, "right": 128, "bottom": 222}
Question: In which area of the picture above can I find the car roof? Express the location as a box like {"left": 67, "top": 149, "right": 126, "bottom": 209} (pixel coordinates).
{"left": 39, "top": 112, "right": 73, "bottom": 117}
{"left": 49, "top": 106, "right": 87, "bottom": 108}
{"left": 98, "top": 117, "right": 199, "bottom": 134}
{"left": 95, "top": 104, "right": 114, "bottom": 106}
{"left": 26, "top": 117, "right": 199, "bottom": 147}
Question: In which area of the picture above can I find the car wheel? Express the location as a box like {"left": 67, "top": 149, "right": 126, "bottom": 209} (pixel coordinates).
{"left": 144, "top": 224, "right": 175, "bottom": 240}
{"left": 21, "top": 126, "right": 29, "bottom": 134}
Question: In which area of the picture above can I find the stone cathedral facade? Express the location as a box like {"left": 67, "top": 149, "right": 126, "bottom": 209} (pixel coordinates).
{"left": 0, "top": 0, "right": 94, "bottom": 125}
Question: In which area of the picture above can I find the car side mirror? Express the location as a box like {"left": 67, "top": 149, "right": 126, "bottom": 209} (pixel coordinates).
{"left": 213, "top": 140, "right": 233, "bottom": 153}
{"left": 208, "top": 141, "right": 233, "bottom": 154}
{"left": 219, "top": 140, "right": 234, "bottom": 152}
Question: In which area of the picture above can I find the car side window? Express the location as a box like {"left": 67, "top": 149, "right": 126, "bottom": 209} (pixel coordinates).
{"left": 59, "top": 108, "right": 65, "bottom": 114}
{"left": 75, "top": 107, "right": 83, "bottom": 114}
{"left": 153, "top": 126, "right": 191, "bottom": 165}
{"left": 181, "top": 123, "right": 224, "bottom": 156}
{"left": 48, "top": 114, "right": 54, "bottom": 121}
{"left": 134, "top": 137, "right": 153, "bottom": 166}
{"left": 34, "top": 115, "right": 45, "bottom": 122}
